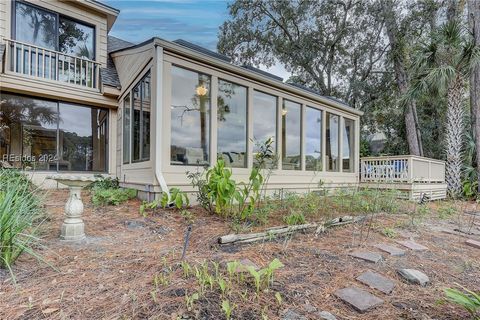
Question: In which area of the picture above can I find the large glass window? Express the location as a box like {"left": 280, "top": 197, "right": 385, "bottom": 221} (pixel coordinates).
{"left": 170, "top": 66, "right": 211, "bottom": 166}
{"left": 253, "top": 91, "right": 277, "bottom": 167}
{"left": 282, "top": 100, "right": 301, "bottom": 170}
{"left": 305, "top": 107, "right": 322, "bottom": 171}
{"left": 326, "top": 113, "right": 339, "bottom": 172}
{"left": 59, "top": 17, "right": 95, "bottom": 60}
{"left": 343, "top": 118, "right": 355, "bottom": 172}
{"left": 124, "top": 72, "right": 151, "bottom": 163}
{"left": 122, "top": 94, "right": 131, "bottom": 164}
{"left": 217, "top": 80, "right": 247, "bottom": 168}
{"left": 0, "top": 93, "right": 108, "bottom": 172}
{"left": 15, "top": 2, "right": 57, "bottom": 50}
{"left": 58, "top": 103, "right": 107, "bottom": 171}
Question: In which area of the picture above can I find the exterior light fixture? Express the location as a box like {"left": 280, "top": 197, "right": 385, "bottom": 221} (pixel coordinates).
{"left": 282, "top": 108, "right": 288, "bottom": 116}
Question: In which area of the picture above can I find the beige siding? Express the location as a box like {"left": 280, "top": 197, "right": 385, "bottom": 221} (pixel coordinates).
{"left": 0, "top": 73, "right": 118, "bottom": 108}
{"left": 0, "top": 0, "right": 109, "bottom": 67}
{"left": 112, "top": 46, "right": 154, "bottom": 95}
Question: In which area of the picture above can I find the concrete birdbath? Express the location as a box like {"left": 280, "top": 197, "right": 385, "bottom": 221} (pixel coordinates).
{"left": 47, "top": 175, "right": 100, "bottom": 241}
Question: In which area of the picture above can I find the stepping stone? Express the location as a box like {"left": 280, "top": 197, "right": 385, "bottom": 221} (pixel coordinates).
{"left": 334, "top": 287, "right": 384, "bottom": 312}
{"left": 466, "top": 239, "right": 480, "bottom": 249}
{"left": 349, "top": 251, "right": 383, "bottom": 263}
{"left": 397, "top": 269, "right": 429, "bottom": 286}
{"left": 396, "top": 240, "right": 428, "bottom": 251}
{"left": 282, "top": 309, "right": 307, "bottom": 320}
{"left": 317, "top": 311, "right": 336, "bottom": 320}
{"left": 356, "top": 270, "right": 395, "bottom": 294}
{"left": 236, "top": 258, "right": 259, "bottom": 272}
{"left": 374, "top": 244, "right": 406, "bottom": 256}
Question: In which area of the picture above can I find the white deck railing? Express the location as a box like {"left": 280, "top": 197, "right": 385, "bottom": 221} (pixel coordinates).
{"left": 360, "top": 155, "right": 445, "bottom": 184}
{"left": 3, "top": 39, "right": 100, "bottom": 90}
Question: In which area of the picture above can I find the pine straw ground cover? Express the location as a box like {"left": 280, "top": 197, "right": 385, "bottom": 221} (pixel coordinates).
{"left": 0, "top": 190, "right": 479, "bottom": 319}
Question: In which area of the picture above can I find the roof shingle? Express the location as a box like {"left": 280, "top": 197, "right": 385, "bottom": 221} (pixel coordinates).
{"left": 100, "top": 36, "right": 134, "bottom": 88}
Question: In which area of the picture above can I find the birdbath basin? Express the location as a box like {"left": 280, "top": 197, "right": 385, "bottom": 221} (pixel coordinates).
{"left": 47, "top": 175, "right": 100, "bottom": 241}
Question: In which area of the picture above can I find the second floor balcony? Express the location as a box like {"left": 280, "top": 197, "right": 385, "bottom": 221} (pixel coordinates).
{"left": 3, "top": 38, "right": 100, "bottom": 90}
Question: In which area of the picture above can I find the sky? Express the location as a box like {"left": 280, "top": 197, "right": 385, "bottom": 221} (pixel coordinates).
{"left": 103, "top": 0, "right": 290, "bottom": 79}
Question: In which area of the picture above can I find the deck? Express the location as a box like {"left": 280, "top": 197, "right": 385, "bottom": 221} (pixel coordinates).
{"left": 360, "top": 155, "right": 447, "bottom": 200}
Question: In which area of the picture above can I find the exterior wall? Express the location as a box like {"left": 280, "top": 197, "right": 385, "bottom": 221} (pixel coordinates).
{"left": 160, "top": 53, "right": 360, "bottom": 194}
{"left": 114, "top": 51, "right": 156, "bottom": 189}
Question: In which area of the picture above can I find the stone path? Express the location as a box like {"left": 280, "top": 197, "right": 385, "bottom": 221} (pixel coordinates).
{"left": 397, "top": 269, "right": 430, "bottom": 286}
{"left": 466, "top": 239, "right": 480, "bottom": 249}
{"left": 374, "top": 243, "right": 405, "bottom": 256}
{"left": 356, "top": 271, "right": 395, "bottom": 294}
{"left": 396, "top": 240, "right": 429, "bottom": 251}
{"left": 349, "top": 251, "right": 383, "bottom": 263}
{"left": 334, "top": 287, "right": 384, "bottom": 312}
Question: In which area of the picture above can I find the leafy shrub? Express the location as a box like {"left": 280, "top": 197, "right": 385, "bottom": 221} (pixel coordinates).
{"left": 139, "top": 187, "right": 189, "bottom": 216}
{"left": 283, "top": 211, "right": 306, "bottom": 225}
{"left": 87, "top": 176, "right": 119, "bottom": 190}
{"left": 92, "top": 187, "right": 136, "bottom": 206}
{"left": 187, "top": 159, "right": 263, "bottom": 220}
{"left": 445, "top": 285, "right": 480, "bottom": 319}
{"left": 0, "top": 169, "right": 45, "bottom": 278}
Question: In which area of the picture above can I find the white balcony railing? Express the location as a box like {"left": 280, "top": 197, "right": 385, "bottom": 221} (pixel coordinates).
{"left": 3, "top": 39, "right": 100, "bottom": 90}
{"left": 360, "top": 155, "right": 445, "bottom": 184}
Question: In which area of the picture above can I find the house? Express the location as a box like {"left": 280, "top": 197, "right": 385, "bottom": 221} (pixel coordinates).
{"left": 1, "top": 0, "right": 397, "bottom": 199}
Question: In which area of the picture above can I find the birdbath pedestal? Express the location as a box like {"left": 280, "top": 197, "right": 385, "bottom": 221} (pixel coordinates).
{"left": 47, "top": 175, "right": 99, "bottom": 241}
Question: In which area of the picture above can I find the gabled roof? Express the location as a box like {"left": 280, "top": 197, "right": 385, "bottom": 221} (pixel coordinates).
{"left": 101, "top": 36, "right": 134, "bottom": 88}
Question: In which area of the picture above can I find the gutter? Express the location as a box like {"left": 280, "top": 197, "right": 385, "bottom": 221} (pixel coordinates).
{"left": 154, "top": 44, "right": 170, "bottom": 199}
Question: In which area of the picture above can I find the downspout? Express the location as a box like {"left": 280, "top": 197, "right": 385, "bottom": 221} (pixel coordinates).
{"left": 154, "top": 43, "right": 170, "bottom": 198}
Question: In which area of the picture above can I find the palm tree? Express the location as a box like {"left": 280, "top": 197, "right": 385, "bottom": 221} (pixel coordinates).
{"left": 408, "top": 20, "right": 480, "bottom": 197}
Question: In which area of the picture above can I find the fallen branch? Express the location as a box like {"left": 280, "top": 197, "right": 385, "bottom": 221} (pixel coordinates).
{"left": 218, "top": 215, "right": 366, "bottom": 245}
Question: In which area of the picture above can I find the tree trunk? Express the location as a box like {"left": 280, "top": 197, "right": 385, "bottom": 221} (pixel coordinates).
{"left": 445, "top": 77, "right": 465, "bottom": 197}
{"left": 468, "top": 0, "right": 480, "bottom": 192}
{"left": 382, "top": 1, "right": 423, "bottom": 156}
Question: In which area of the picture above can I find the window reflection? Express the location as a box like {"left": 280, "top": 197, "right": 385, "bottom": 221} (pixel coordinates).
{"left": 130, "top": 72, "right": 150, "bottom": 162}
{"left": 170, "top": 66, "right": 211, "bottom": 166}
{"left": 343, "top": 118, "right": 355, "bottom": 172}
{"left": 59, "top": 103, "right": 107, "bottom": 171}
{"left": 0, "top": 93, "right": 107, "bottom": 172}
{"left": 326, "top": 113, "right": 339, "bottom": 172}
{"left": 59, "top": 17, "right": 95, "bottom": 60}
{"left": 282, "top": 100, "right": 301, "bottom": 170}
{"left": 305, "top": 107, "right": 322, "bottom": 171}
{"left": 15, "top": 2, "right": 57, "bottom": 50}
{"left": 217, "top": 80, "right": 247, "bottom": 168}
{"left": 253, "top": 91, "right": 277, "bottom": 167}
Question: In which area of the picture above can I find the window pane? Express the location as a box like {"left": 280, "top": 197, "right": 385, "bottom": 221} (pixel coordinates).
{"left": 170, "top": 66, "right": 211, "bottom": 166}
{"left": 132, "top": 83, "right": 141, "bottom": 161}
{"left": 15, "top": 2, "right": 57, "bottom": 50}
{"left": 217, "top": 80, "right": 247, "bottom": 168}
{"left": 123, "top": 94, "right": 130, "bottom": 164}
{"left": 58, "top": 103, "right": 107, "bottom": 171}
{"left": 141, "top": 73, "right": 151, "bottom": 161}
{"left": 0, "top": 93, "right": 57, "bottom": 170}
{"left": 343, "top": 118, "right": 355, "bottom": 172}
{"left": 253, "top": 91, "right": 277, "bottom": 167}
{"left": 326, "top": 113, "right": 339, "bottom": 172}
{"left": 305, "top": 107, "right": 322, "bottom": 171}
{"left": 282, "top": 100, "right": 301, "bottom": 170}
{"left": 59, "top": 17, "right": 95, "bottom": 60}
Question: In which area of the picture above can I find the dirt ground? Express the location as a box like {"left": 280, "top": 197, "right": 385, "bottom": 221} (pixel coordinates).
{"left": 1, "top": 190, "right": 479, "bottom": 320}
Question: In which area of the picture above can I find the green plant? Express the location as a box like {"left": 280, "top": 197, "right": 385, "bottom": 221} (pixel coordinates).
{"left": 275, "top": 292, "right": 283, "bottom": 306}
{"left": 283, "top": 211, "right": 306, "bottom": 226}
{"left": 445, "top": 285, "right": 480, "bottom": 319}
{"left": 463, "top": 180, "right": 478, "bottom": 199}
{"left": 381, "top": 227, "right": 397, "bottom": 238}
{"left": 438, "top": 205, "right": 457, "bottom": 219}
{"left": 139, "top": 187, "right": 189, "bottom": 215}
{"left": 87, "top": 176, "right": 119, "bottom": 190}
{"left": 222, "top": 300, "right": 235, "bottom": 320}
{"left": 185, "top": 292, "right": 199, "bottom": 311}
{"left": 92, "top": 187, "right": 136, "bottom": 206}
{"left": 0, "top": 169, "right": 48, "bottom": 280}
{"left": 181, "top": 261, "right": 192, "bottom": 278}
{"left": 206, "top": 159, "right": 237, "bottom": 215}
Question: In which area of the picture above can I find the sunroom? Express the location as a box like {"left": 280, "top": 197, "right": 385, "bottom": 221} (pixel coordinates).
{"left": 112, "top": 38, "right": 362, "bottom": 198}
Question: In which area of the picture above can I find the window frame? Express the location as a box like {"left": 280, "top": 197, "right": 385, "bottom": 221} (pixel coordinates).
{"left": 216, "top": 77, "right": 249, "bottom": 168}
{"left": 12, "top": 0, "right": 96, "bottom": 60}
{"left": 123, "top": 70, "right": 151, "bottom": 164}
{"left": 281, "top": 98, "right": 302, "bottom": 170}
